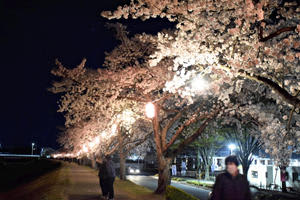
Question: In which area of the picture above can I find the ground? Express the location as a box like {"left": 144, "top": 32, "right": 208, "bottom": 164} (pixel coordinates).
{"left": 127, "top": 175, "right": 210, "bottom": 200}
{"left": 0, "top": 161, "right": 164, "bottom": 200}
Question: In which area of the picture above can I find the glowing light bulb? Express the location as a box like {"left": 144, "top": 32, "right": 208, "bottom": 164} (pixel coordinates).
{"left": 145, "top": 102, "right": 155, "bottom": 118}
{"left": 191, "top": 77, "right": 208, "bottom": 92}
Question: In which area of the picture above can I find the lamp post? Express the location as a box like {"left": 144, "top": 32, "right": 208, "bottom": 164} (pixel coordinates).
{"left": 228, "top": 144, "right": 236, "bottom": 155}
{"left": 31, "top": 143, "right": 35, "bottom": 155}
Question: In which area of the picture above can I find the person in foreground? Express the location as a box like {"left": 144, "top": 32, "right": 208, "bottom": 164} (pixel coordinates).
{"left": 97, "top": 155, "right": 116, "bottom": 200}
{"left": 211, "top": 155, "right": 251, "bottom": 200}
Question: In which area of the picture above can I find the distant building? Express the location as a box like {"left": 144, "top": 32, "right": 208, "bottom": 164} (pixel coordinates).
{"left": 212, "top": 154, "right": 300, "bottom": 191}
{"left": 40, "top": 147, "right": 55, "bottom": 158}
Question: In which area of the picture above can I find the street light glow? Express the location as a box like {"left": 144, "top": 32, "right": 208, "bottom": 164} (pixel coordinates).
{"left": 228, "top": 144, "right": 236, "bottom": 150}
{"left": 82, "top": 145, "right": 88, "bottom": 153}
{"left": 145, "top": 102, "right": 155, "bottom": 118}
{"left": 191, "top": 76, "right": 209, "bottom": 92}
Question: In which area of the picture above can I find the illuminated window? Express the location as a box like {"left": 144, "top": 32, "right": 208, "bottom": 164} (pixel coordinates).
{"left": 252, "top": 171, "right": 258, "bottom": 178}
{"left": 267, "top": 160, "right": 273, "bottom": 165}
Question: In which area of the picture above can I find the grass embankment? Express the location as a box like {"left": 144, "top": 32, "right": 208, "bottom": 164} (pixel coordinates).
{"left": 0, "top": 161, "right": 69, "bottom": 200}
{"left": 115, "top": 179, "right": 164, "bottom": 200}
{"left": 0, "top": 158, "right": 62, "bottom": 192}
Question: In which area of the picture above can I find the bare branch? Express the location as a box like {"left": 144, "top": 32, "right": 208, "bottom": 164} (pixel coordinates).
{"left": 259, "top": 25, "right": 296, "bottom": 42}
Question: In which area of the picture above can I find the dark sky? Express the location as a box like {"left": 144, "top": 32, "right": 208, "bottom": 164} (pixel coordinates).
{"left": 0, "top": 0, "right": 172, "bottom": 150}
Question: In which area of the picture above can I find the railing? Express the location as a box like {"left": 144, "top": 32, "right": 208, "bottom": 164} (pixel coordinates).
{"left": 0, "top": 153, "right": 40, "bottom": 158}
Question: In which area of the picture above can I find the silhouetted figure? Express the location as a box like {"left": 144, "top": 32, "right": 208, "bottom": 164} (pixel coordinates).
{"left": 211, "top": 156, "right": 251, "bottom": 200}
{"left": 105, "top": 155, "right": 116, "bottom": 200}
{"left": 97, "top": 157, "right": 108, "bottom": 199}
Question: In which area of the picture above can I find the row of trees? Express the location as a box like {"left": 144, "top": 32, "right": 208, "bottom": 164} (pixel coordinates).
{"left": 51, "top": 0, "right": 300, "bottom": 194}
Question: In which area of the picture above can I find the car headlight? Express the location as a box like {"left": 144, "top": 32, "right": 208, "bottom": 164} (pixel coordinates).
{"left": 129, "top": 169, "right": 135, "bottom": 173}
{"left": 135, "top": 169, "right": 140, "bottom": 173}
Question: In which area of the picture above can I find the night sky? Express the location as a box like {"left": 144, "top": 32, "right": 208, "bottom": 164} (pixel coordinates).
{"left": 0, "top": 0, "right": 172, "bottom": 150}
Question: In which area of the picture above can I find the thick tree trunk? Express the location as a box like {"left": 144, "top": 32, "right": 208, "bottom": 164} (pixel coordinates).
{"left": 119, "top": 151, "right": 127, "bottom": 180}
{"left": 204, "top": 164, "right": 210, "bottom": 180}
{"left": 155, "top": 156, "right": 171, "bottom": 194}
{"left": 90, "top": 154, "right": 97, "bottom": 169}
{"left": 242, "top": 164, "right": 249, "bottom": 180}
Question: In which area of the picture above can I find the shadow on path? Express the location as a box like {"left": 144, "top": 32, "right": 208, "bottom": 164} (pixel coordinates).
{"left": 68, "top": 194, "right": 100, "bottom": 200}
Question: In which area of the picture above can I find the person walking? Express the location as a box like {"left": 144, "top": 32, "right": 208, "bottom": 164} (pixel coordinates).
{"left": 172, "top": 164, "right": 177, "bottom": 176}
{"left": 97, "top": 157, "right": 108, "bottom": 199}
{"left": 181, "top": 161, "right": 186, "bottom": 176}
{"left": 105, "top": 155, "right": 116, "bottom": 200}
{"left": 211, "top": 155, "right": 251, "bottom": 200}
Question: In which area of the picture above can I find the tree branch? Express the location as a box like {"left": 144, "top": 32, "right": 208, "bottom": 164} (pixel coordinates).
{"left": 259, "top": 25, "right": 296, "bottom": 42}
{"left": 238, "top": 69, "right": 300, "bottom": 108}
{"left": 161, "top": 111, "right": 183, "bottom": 151}
{"left": 169, "top": 117, "right": 213, "bottom": 159}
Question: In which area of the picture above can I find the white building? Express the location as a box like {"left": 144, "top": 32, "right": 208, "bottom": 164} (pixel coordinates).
{"left": 212, "top": 155, "right": 300, "bottom": 191}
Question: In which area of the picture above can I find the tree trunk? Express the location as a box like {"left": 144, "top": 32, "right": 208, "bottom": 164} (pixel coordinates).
{"left": 197, "top": 149, "right": 201, "bottom": 179}
{"left": 90, "top": 154, "right": 97, "bottom": 169}
{"left": 204, "top": 164, "right": 210, "bottom": 180}
{"left": 155, "top": 156, "right": 171, "bottom": 194}
{"left": 280, "top": 166, "right": 287, "bottom": 193}
{"left": 242, "top": 164, "right": 249, "bottom": 180}
{"left": 119, "top": 151, "right": 127, "bottom": 180}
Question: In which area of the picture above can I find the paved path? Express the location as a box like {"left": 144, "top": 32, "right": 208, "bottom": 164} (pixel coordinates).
{"left": 127, "top": 175, "right": 211, "bottom": 200}
{"left": 66, "top": 163, "right": 141, "bottom": 200}
{"left": 66, "top": 164, "right": 102, "bottom": 200}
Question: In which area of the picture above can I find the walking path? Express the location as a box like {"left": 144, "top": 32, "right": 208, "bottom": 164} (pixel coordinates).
{"left": 66, "top": 163, "right": 163, "bottom": 200}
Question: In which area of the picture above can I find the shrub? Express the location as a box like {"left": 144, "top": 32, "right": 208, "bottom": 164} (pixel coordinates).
{"left": 186, "top": 180, "right": 214, "bottom": 188}
{"left": 166, "top": 185, "right": 200, "bottom": 200}
{"left": 172, "top": 177, "right": 185, "bottom": 182}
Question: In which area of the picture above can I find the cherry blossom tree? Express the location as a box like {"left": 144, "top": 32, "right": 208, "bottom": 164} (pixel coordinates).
{"left": 49, "top": 57, "right": 154, "bottom": 179}
{"left": 102, "top": 1, "right": 300, "bottom": 108}
{"left": 102, "top": 1, "right": 300, "bottom": 192}
{"left": 101, "top": 24, "right": 241, "bottom": 194}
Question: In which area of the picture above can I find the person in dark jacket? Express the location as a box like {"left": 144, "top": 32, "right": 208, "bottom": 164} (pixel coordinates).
{"left": 211, "top": 155, "right": 251, "bottom": 200}
{"left": 105, "top": 155, "right": 116, "bottom": 200}
{"left": 97, "top": 157, "right": 109, "bottom": 199}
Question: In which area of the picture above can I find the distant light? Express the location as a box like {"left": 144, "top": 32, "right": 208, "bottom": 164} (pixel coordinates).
{"left": 32, "top": 143, "right": 35, "bottom": 146}
{"left": 228, "top": 144, "right": 236, "bottom": 151}
{"left": 82, "top": 145, "right": 88, "bottom": 153}
{"left": 111, "top": 124, "right": 117, "bottom": 135}
{"left": 191, "top": 77, "right": 208, "bottom": 91}
{"left": 95, "top": 137, "right": 100, "bottom": 144}
{"left": 145, "top": 102, "right": 155, "bottom": 118}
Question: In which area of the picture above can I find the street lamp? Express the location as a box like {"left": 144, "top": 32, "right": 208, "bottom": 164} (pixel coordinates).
{"left": 31, "top": 142, "right": 35, "bottom": 155}
{"left": 145, "top": 102, "right": 155, "bottom": 118}
{"left": 191, "top": 77, "right": 208, "bottom": 91}
{"left": 228, "top": 144, "right": 236, "bottom": 155}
